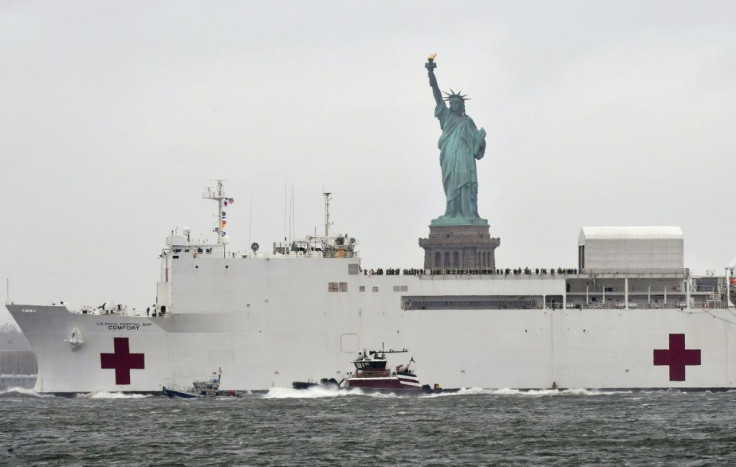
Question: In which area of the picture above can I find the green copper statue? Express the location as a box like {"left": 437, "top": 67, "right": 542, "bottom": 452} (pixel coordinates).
{"left": 426, "top": 54, "right": 488, "bottom": 226}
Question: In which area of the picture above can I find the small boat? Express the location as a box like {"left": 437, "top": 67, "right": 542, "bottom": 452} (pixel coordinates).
{"left": 163, "top": 368, "right": 241, "bottom": 398}
{"left": 343, "top": 348, "right": 442, "bottom": 394}
{"left": 292, "top": 347, "right": 444, "bottom": 395}
{"left": 292, "top": 378, "right": 341, "bottom": 390}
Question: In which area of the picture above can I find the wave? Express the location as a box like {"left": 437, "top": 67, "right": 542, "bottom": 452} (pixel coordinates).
{"left": 263, "top": 386, "right": 353, "bottom": 399}
{"left": 0, "top": 387, "right": 52, "bottom": 398}
{"left": 84, "top": 391, "right": 151, "bottom": 399}
{"left": 263, "top": 386, "right": 426, "bottom": 399}
{"left": 418, "top": 387, "right": 632, "bottom": 398}
{"left": 262, "top": 386, "right": 631, "bottom": 399}
{"left": 461, "top": 387, "right": 629, "bottom": 396}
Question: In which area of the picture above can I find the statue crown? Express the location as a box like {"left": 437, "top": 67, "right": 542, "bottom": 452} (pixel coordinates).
{"left": 443, "top": 89, "right": 470, "bottom": 101}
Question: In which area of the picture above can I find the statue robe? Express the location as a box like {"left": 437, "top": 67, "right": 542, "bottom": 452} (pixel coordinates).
{"left": 435, "top": 101, "right": 486, "bottom": 220}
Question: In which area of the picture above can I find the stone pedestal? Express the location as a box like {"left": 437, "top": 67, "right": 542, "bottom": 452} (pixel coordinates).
{"left": 419, "top": 224, "right": 500, "bottom": 271}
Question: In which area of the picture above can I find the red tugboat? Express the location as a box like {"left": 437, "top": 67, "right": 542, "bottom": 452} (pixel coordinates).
{"left": 343, "top": 347, "right": 441, "bottom": 394}
{"left": 291, "top": 346, "right": 444, "bottom": 394}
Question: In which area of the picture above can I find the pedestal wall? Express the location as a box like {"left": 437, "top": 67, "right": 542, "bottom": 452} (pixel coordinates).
{"left": 418, "top": 224, "right": 500, "bottom": 271}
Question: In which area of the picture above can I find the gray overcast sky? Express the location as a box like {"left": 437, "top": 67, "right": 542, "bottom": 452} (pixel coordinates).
{"left": 1, "top": 0, "right": 735, "bottom": 324}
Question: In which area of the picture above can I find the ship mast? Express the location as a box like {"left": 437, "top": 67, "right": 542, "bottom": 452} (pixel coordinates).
{"left": 203, "top": 180, "right": 228, "bottom": 246}
{"left": 323, "top": 192, "right": 331, "bottom": 238}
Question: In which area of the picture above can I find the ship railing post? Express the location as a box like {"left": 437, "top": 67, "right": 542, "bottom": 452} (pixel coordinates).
{"left": 664, "top": 285, "right": 667, "bottom": 305}
{"left": 624, "top": 277, "right": 629, "bottom": 309}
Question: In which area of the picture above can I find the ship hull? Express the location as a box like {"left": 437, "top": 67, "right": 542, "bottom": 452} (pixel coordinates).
{"left": 162, "top": 387, "right": 201, "bottom": 399}
{"left": 8, "top": 299, "right": 736, "bottom": 393}
{"left": 344, "top": 376, "right": 423, "bottom": 392}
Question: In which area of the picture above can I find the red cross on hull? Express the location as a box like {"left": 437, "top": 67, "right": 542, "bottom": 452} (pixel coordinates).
{"left": 100, "top": 337, "right": 145, "bottom": 385}
{"left": 653, "top": 333, "right": 701, "bottom": 381}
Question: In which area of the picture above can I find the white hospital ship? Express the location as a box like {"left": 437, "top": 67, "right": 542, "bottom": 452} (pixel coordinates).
{"left": 7, "top": 181, "right": 736, "bottom": 394}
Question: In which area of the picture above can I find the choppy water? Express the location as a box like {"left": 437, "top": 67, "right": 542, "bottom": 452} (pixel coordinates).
{"left": 1, "top": 387, "right": 735, "bottom": 466}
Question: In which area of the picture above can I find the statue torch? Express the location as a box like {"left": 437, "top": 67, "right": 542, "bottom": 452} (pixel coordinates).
{"left": 425, "top": 53, "right": 437, "bottom": 71}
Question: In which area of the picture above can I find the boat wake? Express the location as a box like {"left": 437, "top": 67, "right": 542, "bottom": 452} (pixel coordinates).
{"left": 85, "top": 391, "right": 151, "bottom": 399}
{"left": 263, "top": 386, "right": 352, "bottom": 399}
{"left": 265, "top": 386, "right": 439, "bottom": 399}
{"left": 265, "top": 387, "right": 453, "bottom": 399}
{"left": 0, "top": 387, "right": 52, "bottom": 398}
{"left": 438, "top": 387, "right": 630, "bottom": 397}
{"left": 264, "top": 385, "right": 631, "bottom": 399}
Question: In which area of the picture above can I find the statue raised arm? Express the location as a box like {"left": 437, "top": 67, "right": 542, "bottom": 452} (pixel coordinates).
{"left": 424, "top": 54, "right": 488, "bottom": 226}
{"left": 426, "top": 54, "right": 443, "bottom": 107}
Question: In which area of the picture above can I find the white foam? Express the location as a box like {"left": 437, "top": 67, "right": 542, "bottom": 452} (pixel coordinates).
{"left": 357, "top": 390, "right": 400, "bottom": 399}
{"left": 86, "top": 391, "right": 151, "bottom": 399}
{"left": 0, "top": 387, "right": 51, "bottom": 398}
{"left": 457, "top": 387, "right": 496, "bottom": 395}
{"left": 491, "top": 388, "right": 626, "bottom": 397}
{"left": 262, "top": 386, "right": 631, "bottom": 399}
{"left": 415, "top": 387, "right": 498, "bottom": 397}
{"left": 423, "top": 387, "right": 629, "bottom": 397}
{"left": 263, "top": 386, "right": 348, "bottom": 399}
{"left": 262, "top": 386, "right": 415, "bottom": 399}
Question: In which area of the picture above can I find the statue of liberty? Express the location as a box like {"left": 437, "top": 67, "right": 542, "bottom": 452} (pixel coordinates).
{"left": 426, "top": 54, "right": 487, "bottom": 225}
